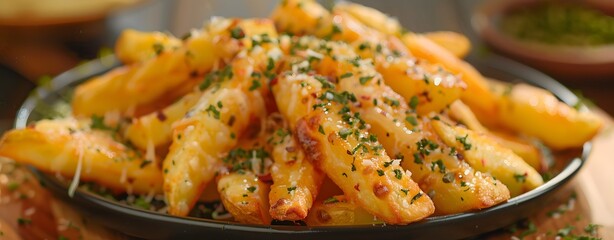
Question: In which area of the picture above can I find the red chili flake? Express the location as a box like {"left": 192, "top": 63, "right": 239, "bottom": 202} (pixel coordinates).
{"left": 156, "top": 111, "right": 167, "bottom": 121}
{"left": 258, "top": 174, "right": 273, "bottom": 184}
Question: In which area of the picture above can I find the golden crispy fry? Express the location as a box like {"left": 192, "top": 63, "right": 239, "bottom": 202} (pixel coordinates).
{"left": 273, "top": 3, "right": 465, "bottom": 115}
{"left": 163, "top": 81, "right": 252, "bottom": 216}
{"left": 304, "top": 195, "right": 380, "bottom": 226}
{"left": 268, "top": 125, "right": 325, "bottom": 221}
{"left": 431, "top": 120, "right": 543, "bottom": 196}
{"left": 498, "top": 83, "right": 603, "bottom": 150}
{"left": 0, "top": 118, "right": 162, "bottom": 194}
{"left": 273, "top": 74, "right": 434, "bottom": 225}
{"left": 449, "top": 100, "right": 544, "bottom": 170}
{"left": 332, "top": 2, "right": 471, "bottom": 58}
{"left": 333, "top": 2, "right": 402, "bottom": 36}
{"left": 73, "top": 18, "right": 275, "bottom": 118}
{"left": 217, "top": 171, "right": 271, "bottom": 224}
{"left": 334, "top": 66, "right": 510, "bottom": 214}
{"left": 163, "top": 36, "right": 280, "bottom": 216}
{"left": 124, "top": 90, "right": 202, "bottom": 150}
{"left": 400, "top": 33, "right": 497, "bottom": 116}
{"left": 423, "top": 31, "right": 471, "bottom": 59}
{"left": 115, "top": 29, "right": 183, "bottom": 64}
{"left": 271, "top": 0, "right": 330, "bottom": 36}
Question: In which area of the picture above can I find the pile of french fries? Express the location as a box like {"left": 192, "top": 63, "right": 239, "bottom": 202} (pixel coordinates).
{"left": 0, "top": 0, "right": 602, "bottom": 226}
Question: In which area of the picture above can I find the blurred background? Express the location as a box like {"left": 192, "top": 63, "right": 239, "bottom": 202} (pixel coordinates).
{"left": 1, "top": 0, "right": 613, "bottom": 133}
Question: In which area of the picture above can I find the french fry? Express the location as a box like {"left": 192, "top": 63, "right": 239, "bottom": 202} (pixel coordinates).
{"left": 423, "top": 31, "right": 471, "bottom": 59}
{"left": 400, "top": 33, "right": 498, "bottom": 117}
{"left": 124, "top": 90, "right": 202, "bottom": 150}
{"left": 115, "top": 29, "right": 183, "bottom": 64}
{"left": 331, "top": 60, "right": 510, "bottom": 214}
{"left": 273, "top": 2, "right": 465, "bottom": 115}
{"left": 73, "top": 18, "right": 276, "bottom": 118}
{"left": 163, "top": 33, "right": 282, "bottom": 216}
{"left": 497, "top": 83, "right": 602, "bottom": 150}
{"left": 273, "top": 73, "right": 434, "bottom": 225}
{"left": 163, "top": 69, "right": 254, "bottom": 216}
{"left": 333, "top": 2, "right": 402, "bottom": 36}
{"left": 448, "top": 100, "right": 544, "bottom": 170}
{"left": 217, "top": 171, "right": 272, "bottom": 224}
{"left": 431, "top": 120, "right": 543, "bottom": 196}
{"left": 268, "top": 125, "right": 325, "bottom": 221}
{"left": 0, "top": 118, "right": 163, "bottom": 194}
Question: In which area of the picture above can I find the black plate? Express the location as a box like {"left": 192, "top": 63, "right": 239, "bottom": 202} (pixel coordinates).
{"left": 16, "top": 55, "right": 591, "bottom": 240}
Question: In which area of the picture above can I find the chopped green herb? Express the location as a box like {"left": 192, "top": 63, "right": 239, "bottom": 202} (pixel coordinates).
{"left": 514, "top": 173, "right": 527, "bottom": 183}
{"left": 401, "top": 189, "right": 409, "bottom": 195}
{"left": 7, "top": 182, "right": 19, "bottom": 191}
{"left": 393, "top": 169, "right": 403, "bottom": 179}
{"left": 17, "top": 218, "right": 31, "bottom": 225}
{"left": 318, "top": 125, "right": 325, "bottom": 135}
{"left": 91, "top": 115, "right": 112, "bottom": 131}
{"left": 377, "top": 169, "right": 385, "bottom": 176}
{"left": 456, "top": 134, "right": 472, "bottom": 150}
{"left": 249, "top": 79, "right": 261, "bottom": 91}
{"left": 205, "top": 105, "right": 221, "bottom": 120}
{"left": 518, "top": 220, "right": 537, "bottom": 238}
{"left": 324, "top": 197, "right": 340, "bottom": 204}
{"left": 247, "top": 186, "right": 257, "bottom": 193}
{"left": 267, "top": 57, "right": 275, "bottom": 71}
{"left": 153, "top": 42, "right": 164, "bottom": 55}
{"left": 133, "top": 196, "right": 151, "bottom": 210}
{"left": 405, "top": 116, "right": 418, "bottom": 126}
{"left": 230, "top": 27, "right": 245, "bottom": 39}
{"left": 287, "top": 186, "right": 297, "bottom": 194}
{"left": 431, "top": 159, "right": 446, "bottom": 173}
{"left": 410, "top": 192, "right": 423, "bottom": 204}
{"left": 338, "top": 128, "right": 352, "bottom": 140}
{"left": 584, "top": 223, "right": 600, "bottom": 235}
{"left": 339, "top": 72, "right": 353, "bottom": 79}
{"left": 409, "top": 96, "right": 419, "bottom": 110}
{"left": 557, "top": 225, "right": 574, "bottom": 237}
{"left": 358, "top": 42, "right": 370, "bottom": 50}
{"left": 359, "top": 75, "right": 373, "bottom": 85}
{"left": 413, "top": 153, "right": 423, "bottom": 164}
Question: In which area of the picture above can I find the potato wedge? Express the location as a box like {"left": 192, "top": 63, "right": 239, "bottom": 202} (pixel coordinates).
{"left": 333, "top": 2, "right": 402, "bottom": 36}
{"left": 273, "top": 73, "right": 434, "bottom": 224}
{"left": 431, "top": 120, "right": 543, "bottom": 196}
{"left": 274, "top": 3, "right": 465, "bottom": 115}
{"left": 423, "top": 31, "right": 471, "bottom": 59}
{"left": 115, "top": 29, "right": 183, "bottom": 64}
{"left": 498, "top": 83, "right": 602, "bottom": 150}
{"left": 73, "top": 18, "right": 276, "bottom": 118}
{"left": 271, "top": 0, "right": 330, "bottom": 36}
{"left": 124, "top": 90, "right": 202, "bottom": 150}
{"left": 0, "top": 118, "right": 162, "bottom": 194}
{"left": 217, "top": 171, "right": 271, "bottom": 224}
{"left": 400, "top": 33, "right": 497, "bottom": 116}
{"left": 449, "top": 100, "right": 544, "bottom": 170}
{"left": 268, "top": 125, "right": 325, "bottom": 221}
{"left": 335, "top": 67, "right": 510, "bottom": 215}
{"left": 163, "top": 64, "right": 263, "bottom": 216}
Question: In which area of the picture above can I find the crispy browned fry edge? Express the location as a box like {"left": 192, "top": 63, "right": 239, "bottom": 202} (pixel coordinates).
{"left": 268, "top": 125, "right": 325, "bottom": 221}
{"left": 217, "top": 171, "right": 271, "bottom": 224}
